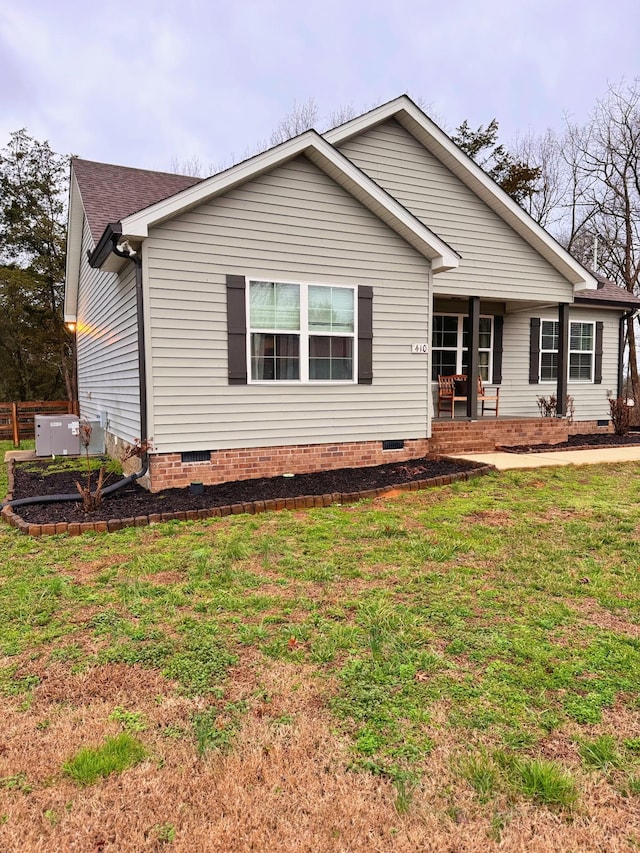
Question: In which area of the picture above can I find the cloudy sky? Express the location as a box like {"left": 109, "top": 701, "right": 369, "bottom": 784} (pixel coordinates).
{"left": 1, "top": 0, "right": 638, "bottom": 174}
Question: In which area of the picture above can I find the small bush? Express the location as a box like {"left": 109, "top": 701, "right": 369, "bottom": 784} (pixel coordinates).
{"left": 608, "top": 395, "right": 631, "bottom": 435}
{"left": 537, "top": 394, "right": 575, "bottom": 422}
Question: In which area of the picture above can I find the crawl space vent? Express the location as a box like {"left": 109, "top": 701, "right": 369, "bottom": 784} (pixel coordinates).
{"left": 382, "top": 439, "right": 405, "bottom": 451}
{"left": 181, "top": 451, "right": 211, "bottom": 463}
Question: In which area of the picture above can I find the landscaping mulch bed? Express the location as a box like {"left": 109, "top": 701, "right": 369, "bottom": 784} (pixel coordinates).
{"left": 2, "top": 455, "right": 492, "bottom": 536}
{"left": 498, "top": 431, "right": 640, "bottom": 454}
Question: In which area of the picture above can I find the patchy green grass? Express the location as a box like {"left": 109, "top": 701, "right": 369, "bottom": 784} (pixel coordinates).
{"left": 62, "top": 733, "right": 146, "bottom": 786}
{"left": 2, "top": 441, "right": 640, "bottom": 849}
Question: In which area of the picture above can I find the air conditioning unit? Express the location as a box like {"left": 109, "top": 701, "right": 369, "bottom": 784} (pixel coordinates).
{"left": 35, "top": 415, "right": 81, "bottom": 457}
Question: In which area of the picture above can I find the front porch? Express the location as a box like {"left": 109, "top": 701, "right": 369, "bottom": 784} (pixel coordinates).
{"left": 429, "top": 416, "right": 612, "bottom": 455}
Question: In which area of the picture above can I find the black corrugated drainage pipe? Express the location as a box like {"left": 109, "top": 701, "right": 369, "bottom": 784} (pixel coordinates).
{"left": 1, "top": 238, "right": 150, "bottom": 513}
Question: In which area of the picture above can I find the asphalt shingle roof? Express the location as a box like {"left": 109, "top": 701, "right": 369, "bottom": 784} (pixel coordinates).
{"left": 574, "top": 274, "right": 640, "bottom": 309}
{"left": 72, "top": 158, "right": 202, "bottom": 244}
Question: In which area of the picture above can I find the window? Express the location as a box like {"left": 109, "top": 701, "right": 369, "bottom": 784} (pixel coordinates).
{"left": 540, "top": 320, "right": 559, "bottom": 382}
{"left": 538, "top": 320, "right": 594, "bottom": 382}
{"left": 431, "top": 314, "right": 493, "bottom": 381}
{"left": 248, "top": 280, "right": 355, "bottom": 382}
{"left": 569, "top": 322, "right": 595, "bottom": 381}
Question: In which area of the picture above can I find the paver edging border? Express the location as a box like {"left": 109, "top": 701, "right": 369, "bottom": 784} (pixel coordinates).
{"left": 1, "top": 459, "right": 495, "bottom": 537}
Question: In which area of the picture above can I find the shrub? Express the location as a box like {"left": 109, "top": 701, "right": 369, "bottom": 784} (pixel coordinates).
{"left": 536, "top": 394, "right": 575, "bottom": 422}
{"left": 608, "top": 395, "right": 631, "bottom": 435}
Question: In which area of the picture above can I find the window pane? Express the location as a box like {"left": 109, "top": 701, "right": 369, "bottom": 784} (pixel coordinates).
{"left": 250, "top": 281, "right": 299, "bottom": 330}
{"left": 309, "top": 336, "right": 353, "bottom": 380}
{"left": 432, "top": 316, "right": 458, "bottom": 348}
{"left": 432, "top": 350, "right": 457, "bottom": 381}
{"left": 479, "top": 318, "right": 492, "bottom": 349}
{"left": 251, "top": 333, "right": 299, "bottom": 380}
{"left": 478, "top": 352, "right": 489, "bottom": 381}
{"left": 569, "top": 353, "right": 592, "bottom": 380}
{"left": 541, "top": 320, "right": 559, "bottom": 351}
{"left": 462, "top": 317, "right": 492, "bottom": 349}
{"left": 309, "top": 286, "right": 354, "bottom": 333}
{"left": 540, "top": 352, "right": 557, "bottom": 381}
{"left": 570, "top": 322, "right": 593, "bottom": 351}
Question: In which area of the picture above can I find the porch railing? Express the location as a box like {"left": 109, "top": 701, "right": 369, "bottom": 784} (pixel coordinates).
{"left": 0, "top": 400, "right": 80, "bottom": 447}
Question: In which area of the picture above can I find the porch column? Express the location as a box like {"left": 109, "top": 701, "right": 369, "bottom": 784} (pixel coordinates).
{"left": 556, "top": 302, "right": 569, "bottom": 416}
{"left": 467, "top": 296, "right": 480, "bottom": 418}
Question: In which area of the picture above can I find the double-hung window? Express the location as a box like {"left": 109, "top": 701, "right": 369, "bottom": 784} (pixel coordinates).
{"left": 431, "top": 314, "right": 493, "bottom": 381}
{"left": 538, "top": 320, "right": 594, "bottom": 382}
{"left": 569, "top": 322, "right": 595, "bottom": 381}
{"left": 249, "top": 280, "right": 355, "bottom": 382}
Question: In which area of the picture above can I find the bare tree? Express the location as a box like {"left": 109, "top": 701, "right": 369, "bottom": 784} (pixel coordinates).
{"left": 269, "top": 97, "right": 319, "bottom": 145}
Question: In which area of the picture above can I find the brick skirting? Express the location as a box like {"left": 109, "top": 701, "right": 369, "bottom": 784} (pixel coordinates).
{"left": 146, "top": 438, "right": 430, "bottom": 492}
{"left": 429, "top": 418, "right": 612, "bottom": 455}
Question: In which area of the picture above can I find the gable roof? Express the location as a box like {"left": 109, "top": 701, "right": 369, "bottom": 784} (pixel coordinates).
{"left": 325, "top": 95, "right": 598, "bottom": 291}
{"left": 71, "top": 158, "right": 201, "bottom": 244}
{"left": 113, "top": 130, "right": 459, "bottom": 274}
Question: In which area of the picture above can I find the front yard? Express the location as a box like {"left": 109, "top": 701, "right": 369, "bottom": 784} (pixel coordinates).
{"left": 0, "top": 443, "right": 639, "bottom": 851}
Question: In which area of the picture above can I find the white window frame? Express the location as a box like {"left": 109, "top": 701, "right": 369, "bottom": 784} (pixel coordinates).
{"left": 539, "top": 319, "right": 595, "bottom": 384}
{"left": 569, "top": 321, "right": 595, "bottom": 382}
{"left": 246, "top": 278, "right": 358, "bottom": 384}
{"left": 539, "top": 319, "right": 559, "bottom": 384}
{"left": 431, "top": 313, "right": 493, "bottom": 382}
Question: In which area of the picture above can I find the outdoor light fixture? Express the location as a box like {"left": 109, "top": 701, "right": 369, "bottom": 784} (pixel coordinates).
{"left": 66, "top": 322, "right": 76, "bottom": 333}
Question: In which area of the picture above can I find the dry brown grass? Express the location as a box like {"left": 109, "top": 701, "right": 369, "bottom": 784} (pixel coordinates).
{"left": 570, "top": 598, "right": 640, "bottom": 640}
{"left": 2, "top": 658, "right": 639, "bottom": 852}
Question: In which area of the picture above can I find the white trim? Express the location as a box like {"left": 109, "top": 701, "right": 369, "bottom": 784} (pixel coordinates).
{"left": 64, "top": 171, "right": 86, "bottom": 322}
{"left": 431, "top": 313, "right": 494, "bottom": 382}
{"left": 118, "top": 131, "right": 459, "bottom": 274}
{"left": 539, "top": 318, "right": 596, "bottom": 384}
{"left": 246, "top": 278, "right": 358, "bottom": 385}
{"left": 326, "top": 96, "right": 598, "bottom": 291}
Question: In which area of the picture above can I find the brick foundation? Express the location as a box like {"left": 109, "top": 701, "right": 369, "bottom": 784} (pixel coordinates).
{"left": 146, "top": 438, "right": 430, "bottom": 492}
{"left": 429, "top": 418, "right": 612, "bottom": 455}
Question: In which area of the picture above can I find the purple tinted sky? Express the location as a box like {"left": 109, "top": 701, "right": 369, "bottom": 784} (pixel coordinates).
{"left": 1, "top": 0, "right": 638, "bottom": 173}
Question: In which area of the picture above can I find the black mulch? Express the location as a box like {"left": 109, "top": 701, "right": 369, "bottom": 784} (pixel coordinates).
{"left": 498, "top": 431, "right": 640, "bottom": 453}
{"left": 9, "top": 455, "right": 487, "bottom": 526}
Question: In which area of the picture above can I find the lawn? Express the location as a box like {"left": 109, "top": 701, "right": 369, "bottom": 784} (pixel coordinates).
{"left": 0, "top": 441, "right": 639, "bottom": 851}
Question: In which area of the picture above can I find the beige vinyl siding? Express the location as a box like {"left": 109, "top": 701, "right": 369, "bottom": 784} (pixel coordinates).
{"left": 494, "top": 306, "right": 618, "bottom": 420}
{"left": 76, "top": 217, "right": 140, "bottom": 441}
{"left": 339, "top": 120, "right": 575, "bottom": 303}
{"left": 145, "top": 155, "right": 431, "bottom": 454}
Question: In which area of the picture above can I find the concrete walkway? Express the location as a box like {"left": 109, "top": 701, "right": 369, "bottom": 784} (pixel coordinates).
{"left": 451, "top": 445, "right": 640, "bottom": 470}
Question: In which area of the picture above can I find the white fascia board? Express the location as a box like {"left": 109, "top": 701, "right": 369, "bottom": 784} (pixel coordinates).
{"left": 326, "top": 96, "right": 597, "bottom": 290}
{"left": 64, "top": 172, "right": 86, "bottom": 322}
{"left": 118, "top": 130, "right": 458, "bottom": 273}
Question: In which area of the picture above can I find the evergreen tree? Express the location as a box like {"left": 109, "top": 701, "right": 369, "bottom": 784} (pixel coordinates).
{"left": 0, "top": 129, "right": 75, "bottom": 401}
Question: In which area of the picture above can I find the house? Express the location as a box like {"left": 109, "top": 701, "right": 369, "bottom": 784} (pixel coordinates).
{"left": 64, "top": 96, "right": 640, "bottom": 491}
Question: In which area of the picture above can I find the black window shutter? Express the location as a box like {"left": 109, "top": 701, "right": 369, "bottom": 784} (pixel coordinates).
{"left": 594, "top": 321, "right": 603, "bottom": 384}
{"left": 529, "top": 318, "right": 540, "bottom": 384}
{"left": 226, "top": 274, "right": 247, "bottom": 385}
{"left": 358, "top": 286, "right": 373, "bottom": 385}
{"left": 492, "top": 315, "right": 504, "bottom": 384}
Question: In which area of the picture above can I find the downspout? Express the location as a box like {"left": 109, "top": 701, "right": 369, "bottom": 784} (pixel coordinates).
{"left": 111, "top": 238, "right": 149, "bottom": 479}
{"left": 618, "top": 309, "right": 640, "bottom": 399}
{"left": 1, "top": 240, "right": 150, "bottom": 511}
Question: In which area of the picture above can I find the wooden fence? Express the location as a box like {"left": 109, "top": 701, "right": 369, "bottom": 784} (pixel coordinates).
{"left": 0, "top": 401, "right": 80, "bottom": 447}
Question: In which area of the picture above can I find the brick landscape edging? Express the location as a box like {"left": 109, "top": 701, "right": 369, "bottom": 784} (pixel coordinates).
{"left": 1, "top": 459, "right": 495, "bottom": 537}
